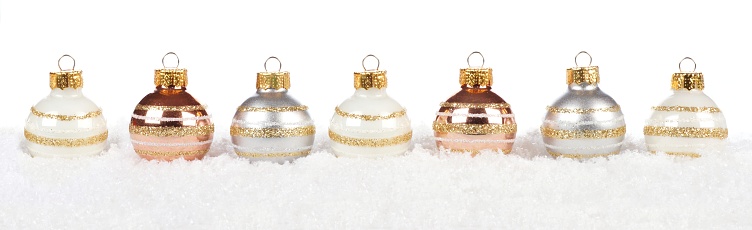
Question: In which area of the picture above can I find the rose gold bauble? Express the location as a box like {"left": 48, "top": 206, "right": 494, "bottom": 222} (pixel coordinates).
{"left": 433, "top": 52, "right": 517, "bottom": 155}
{"left": 128, "top": 52, "right": 214, "bottom": 161}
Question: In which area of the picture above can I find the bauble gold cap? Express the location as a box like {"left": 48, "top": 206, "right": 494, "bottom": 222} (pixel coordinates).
{"left": 354, "top": 54, "right": 387, "bottom": 89}
{"left": 460, "top": 68, "right": 492, "bottom": 87}
{"left": 566, "top": 51, "right": 600, "bottom": 85}
{"left": 50, "top": 55, "right": 83, "bottom": 89}
{"left": 256, "top": 56, "right": 291, "bottom": 90}
{"left": 154, "top": 52, "right": 188, "bottom": 88}
{"left": 671, "top": 57, "right": 704, "bottom": 91}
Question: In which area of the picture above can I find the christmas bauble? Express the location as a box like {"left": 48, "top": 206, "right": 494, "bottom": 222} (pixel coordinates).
{"left": 644, "top": 57, "right": 728, "bottom": 157}
{"left": 230, "top": 57, "right": 315, "bottom": 163}
{"left": 24, "top": 55, "right": 108, "bottom": 158}
{"left": 433, "top": 52, "right": 517, "bottom": 155}
{"left": 541, "top": 51, "right": 626, "bottom": 159}
{"left": 328, "top": 54, "right": 412, "bottom": 158}
{"left": 129, "top": 52, "right": 214, "bottom": 161}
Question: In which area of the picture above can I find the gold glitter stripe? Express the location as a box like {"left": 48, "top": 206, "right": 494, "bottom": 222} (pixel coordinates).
{"left": 237, "top": 106, "right": 308, "bottom": 112}
{"left": 540, "top": 126, "right": 626, "bottom": 139}
{"left": 432, "top": 122, "right": 517, "bottom": 135}
{"left": 230, "top": 126, "right": 315, "bottom": 138}
{"left": 235, "top": 150, "right": 310, "bottom": 158}
{"left": 129, "top": 124, "right": 214, "bottom": 137}
{"left": 652, "top": 106, "right": 721, "bottom": 113}
{"left": 134, "top": 104, "right": 205, "bottom": 111}
{"left": 335, "top": 107, "right": 406, "bottom": 121}
{"left": 650, "top": 151, "right": 701, "bottom": 158}
{"left": 643, "top": 126, "right": 728, "bottom": 139}
{"left": 328, "top": 130, "right": 412, "bottom": 147}
{"left": 546, "top": 105, "right": 621, "bottom": 114}
{"left": 439, "top": 102, "right": 510, "bottom": 109}
{"left": 24, "top": 130, "right": 108, "bottom": 147}
{"left": 547, "top": 150, "right": 620, "bottom": 159}
{"left": 444, "top": 148, "right": 512, "bottom": 155}
{"left": 31, "top": 107, "right": 102, "bottom": 121}
{"left": 135, "top": 149, "right": 208, "bottom": 157}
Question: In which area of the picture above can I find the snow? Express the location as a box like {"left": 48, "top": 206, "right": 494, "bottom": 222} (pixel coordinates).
{"left": 1, "top": 123, "right": 750, "bottom": 229}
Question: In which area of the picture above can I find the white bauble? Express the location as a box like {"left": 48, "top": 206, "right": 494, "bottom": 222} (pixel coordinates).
{"left": 644, "top": 66, "right": 727, "bottom": 157}
{"left": 24, "top": 67, "right": 107, "bottom": 158}
{"left": 329, "top": 88, "right": 412, "bottom": 158}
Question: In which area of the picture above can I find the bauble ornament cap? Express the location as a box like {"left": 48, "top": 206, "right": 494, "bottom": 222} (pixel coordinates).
{"left": 256, "top": 56, "right": 291, "bottom": 90}
{"left": 154, "top": 52, "right": 188, "bottom": 88}
{"left": 354, "top": 54, "right": 387, "bottom": 89}
{"left": 459, "top": 51, "right": 493, "bottom": 87}
{"left": 671, "top": 57, "right": 704, "bottom": 90}
{"left": 49, "top": 55, "right": 83, "bottom": 89}
{"left": 566, "top": 51, "right": 600, "bottom": 85}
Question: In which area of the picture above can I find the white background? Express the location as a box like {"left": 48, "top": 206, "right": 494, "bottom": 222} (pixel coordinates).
{"left": 0, "top": 0, "right": 749, "bottom": 133}
{"left": 1, "top": 0, "right": 752, "bottom": 229}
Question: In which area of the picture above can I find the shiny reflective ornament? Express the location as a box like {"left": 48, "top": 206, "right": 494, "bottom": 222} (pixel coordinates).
{"left": 328, "top": 54, "right": 412, "bottom": 158}
{"left": 644, "top": 57, "right": 728, "bottom": 157}
{"left": 230, "top": 57, "right": 315, "bottom": 163}
{"left": 433, "top": 52, "right": 517, "bottom": 155}
{"left": 541, "top": 51, "right": 626, "bottom": 159}
{"left": 24, "top": 55, "right": 108, "bottom": 158}
{"left": 129, "top": 52, "right": 214, "bottom": 161}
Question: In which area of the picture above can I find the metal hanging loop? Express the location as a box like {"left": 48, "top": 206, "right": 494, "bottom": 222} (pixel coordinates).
{"left": 362, "top": 54, "right": 380, "bottom": 71}
{"left": 58, "top": 54, "right": 76, "bottom": 71}
{"left": 574, "top": 51, "right": 592, "bottom": 67}
{"left": 467, "top": 51, "right": 485, "bottom": 68}
{"left": 264, "top": 56, "right": 282, "bottom": 72}
{"left": 162, "top": 52, "right": 180, "bottom": 68}
{"left": 679, "top": 57, "right": 697, "bottom": 72}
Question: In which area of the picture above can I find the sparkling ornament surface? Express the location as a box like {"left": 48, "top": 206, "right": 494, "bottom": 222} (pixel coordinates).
{"left": 433, "top": 52, "right": 517, "bottom": 155}
{"left": 541, "top": 51, "right": 626, "bottom": 159}
{"left": 328, "top": 55, "right": 412, "bottom": 158}
{"left": 230, "top": 57, "right": 315, "bottom": 164}
{"left": 129, "top": 52, "right": 213, "bottom": 161}
{"left": 644, "top": 57, "right": 727, "bottom": 157}
{"left": 24, "top": 55, "right": 108, "bottom": 158}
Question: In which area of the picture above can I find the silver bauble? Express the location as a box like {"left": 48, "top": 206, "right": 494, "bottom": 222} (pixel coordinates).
{"left": 230, "top": 57, "right": 315, "bottom": 163}
{"left": 541, "top": 51, "right": 626, "bottom": 159}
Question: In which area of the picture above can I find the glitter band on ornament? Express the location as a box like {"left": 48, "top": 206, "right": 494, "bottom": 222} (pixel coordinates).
{"left": 230, "top": 126, "right": 315, "bottom": 138}
{"left": 643, "top": 126, "right": 728, "bottom": 139}
{"left": 544, "top": 141, "right": 625, "bottom": 151}
{"left": 434, "top": 137, "right": 515, "bottom": 143}
{"left": 237, "top": 106, "right": 308, "bottom": 112}
{"left": 130, "top": 139, "right": 213, "bottom": 147}
{"left": 547, "top": 150, "right": 620, "bottom": 159}
{"left": 335, "top": 107, "right": 406, "bottom": 121}
{"left": 134, "top": 104, "right": 207, "bottom": 111}
{"left": 129, "top": 124, "right": 215, "bottom": 137}
{"left": 432, "top": 123, "right": 517, "bottom": 135}
{"left": 543, "top": 116, "right": 625, "bottom": 128}
{"left": 329, "top": 122, "right": 410, "bottom": 134}
{"left": 24, "top": 130, "right": 108, "bottom": 147}
{"left": 235, "top": 150, "right": 311, "bottom": 158}
{"left": 135, "top": 149, "right": 208, "bottom": 157}
{"left": 328, "top": 130, "right": 412, "bottom": 147}
{"left": 644, "top": 117, "right": 725, "bottom": 126}
{"left": 31, "top": 107, "right": 102, "bottom": 121}
{"left": 435, "top": 112, "right": 515, "bottom": 118}
{"left": 540, "top": 126, "right": 626, "bottom": 139}
{"left": 131, "top": 114, "right": 212, "bottom": 122}
{"left": 650, "top": 151, "right": 701, "bottom": 158}
{"left": 651, "top": 106, "right": 721, "bottom": 113}
{"left": 231, "top": 119, "right": 315, "bottom": 127}
{"left": 440, "top": 147, "right": 511, "bottom": 154}
{"left": 439, "top": 102, "right": 510, "bottom": 109}
{"left": 546, "top": 105, "right": 621, "bottom": 114}
{"left": 232, "top": 145, "right": 313, "bottom": 153}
